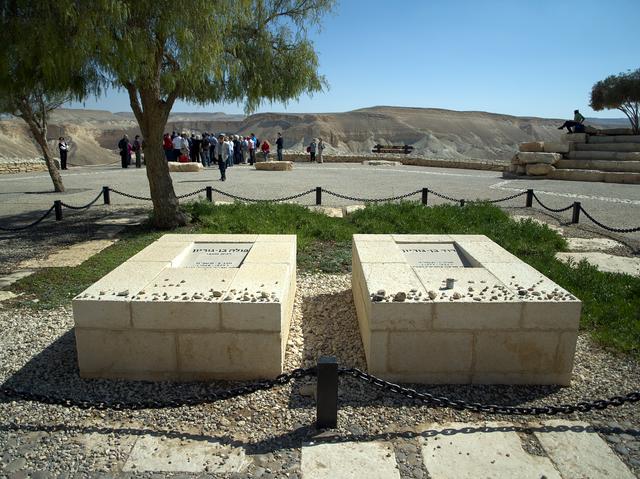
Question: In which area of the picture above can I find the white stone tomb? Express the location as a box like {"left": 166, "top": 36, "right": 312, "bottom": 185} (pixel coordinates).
{"left": 352, "top": 234, "right": 581, "bottom": 385}
{"left": 73, "top": 234, "right": 296, "bottom": 380}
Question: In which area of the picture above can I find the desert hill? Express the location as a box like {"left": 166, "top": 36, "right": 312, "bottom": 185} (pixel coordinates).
{"left": 0, "top": 106, "right": 627, "bottom": 166}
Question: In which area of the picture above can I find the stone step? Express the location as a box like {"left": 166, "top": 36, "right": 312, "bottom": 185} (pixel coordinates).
{"left": 575, "top": 142, "right": 640, "bottom": 152}
{"left": 566, "top": 151, "right": 640, "bottom": 161}
{"left": 549, "top": 169, "right": 640, "bottom": 184}
{"left": 589, "top": 135, "right": 640, "bottom": 144}
{"left": 556, "top": 159, "right": 640, "bottom": 173}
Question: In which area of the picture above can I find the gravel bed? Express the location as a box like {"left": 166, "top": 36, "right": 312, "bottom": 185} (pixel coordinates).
{"left": 1, "top": 273, "right": 639, "bottom": 476}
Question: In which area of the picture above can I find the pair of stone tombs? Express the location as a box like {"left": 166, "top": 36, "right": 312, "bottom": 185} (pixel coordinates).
{"left": 73, "top": 234, "right": 580, "bottom": 385}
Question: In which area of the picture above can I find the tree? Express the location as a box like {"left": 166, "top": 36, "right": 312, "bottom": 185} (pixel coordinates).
{"left": 0, "top": 1, "right": 96, "bottom": 192}
{"left": 85, "top": 0, "right": 334, "bottom": 228}
{"left": 590, "top": 69, "right": 640, "bottom": 135}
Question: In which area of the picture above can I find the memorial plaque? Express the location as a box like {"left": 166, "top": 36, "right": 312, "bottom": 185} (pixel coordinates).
{"left": 177, "top": 242, "right": 253, "bottom": 268}
{"left": 399, "top": 242, "right": 471, "bottom": 268}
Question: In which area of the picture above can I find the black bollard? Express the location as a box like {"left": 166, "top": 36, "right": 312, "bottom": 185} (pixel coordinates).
{"left": 422, "top": 188, "right": 429, "bottom": 205}
{"left": 54, "top": 200, "right": 63, "bottom": 221}
{"left": 571, "top": 202, "right": 581, "bottom": 224}
{"left": 316, "top": 356, "right": 338, "bottom": 429}
{"left": 102, "top": 186, "right": 111, "bottom": 205}
{"left": 460, "top": 199, "right": 465, "bottom": 207}
{"left": 206, "top": 186, "right": 213, "bottom": 202}
{"left": 315, "top": 186, "right": 322, "bottom": 206}
{"left": 526, "top": 189, "right": 533, "bottom": 207}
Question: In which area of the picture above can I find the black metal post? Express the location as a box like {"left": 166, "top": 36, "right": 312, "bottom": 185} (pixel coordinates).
{"left": 206, "top": 186, "right": 213, "bottom": 202}
{"left": 526, "top": 189, "right": 533, "bottom": 207}
{"left": 460, "top": 199, "right": 465, "bottom": 207}
{"left": 54, "top": 200, "right": 62, "bottom": 221}
{"left": 315, "top": 186, "right": 322, "bottom": 206}
{"left": 421, "top": 188, "right": 429, "bottom": 205}
{"left": 571, "top": 202, "right": 581, "bottom": 224}
{"left": 316, "top": 356, "right": 338, "bottom": 429}
{"left": 102, "top": 186, "right": 110, "bottom": 205}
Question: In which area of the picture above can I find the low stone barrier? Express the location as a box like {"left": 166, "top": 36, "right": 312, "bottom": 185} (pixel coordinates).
{"left": 255, "top": 161, "right": 293, "bottom": 171}
{"left": 168, "top": 162, "right": 203, "bottom": 173}
{"left": 0, "top": 157, "right": 60, "bottom": 174}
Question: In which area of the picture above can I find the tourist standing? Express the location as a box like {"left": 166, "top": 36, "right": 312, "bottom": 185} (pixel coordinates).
{"left": 201, "top": 133, "right": 210, "bottom": 166}
{"left": 261, "top": 139, "right": 271, "bottom": 161}
{"left": 58, "top": 136, "right": 68, "bottom": 170}
{"left": 308, "top": 139, "right": 317, "bottom": 162}
{"left": 225, "top": 136, "right": 234, "bottom": 167}
{"left": 276, "top": 132, "right": 283, "bottom": 161}
{"left": 179, "top": 133, "right": 190, "bottom": 162}
{"left": 248, "top": 135, "right": 256, "bottom": 165}
{"left": 233, "top": 135, "right": 242, "bottom": 165}
{"left": 133, "top": 135, "right": 143, "bottom": 168}
{"left": 171, "top": 133, "right": 182, "bottom": 161}
{"left": 216, "top": 135, "right": 227, "bottom": 181}
{"left": 118, "top": 134, "right": 130, "bottom": 168}
{"left": 317, "top": 137, "right": 325, "bottom": 164}
{"left": 191, "top": 134, "right": 202, "bottom": 162}
{"left": 163, "top": 133, "right": 173, "bottom": 161}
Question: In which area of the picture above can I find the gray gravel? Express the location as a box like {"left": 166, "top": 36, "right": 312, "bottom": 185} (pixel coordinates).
{"left": 1, "top": 273, "right": 639, "bottom": 477}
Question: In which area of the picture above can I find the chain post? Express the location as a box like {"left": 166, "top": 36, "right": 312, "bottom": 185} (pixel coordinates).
{"left": 54, "top": 200, "right": 63, "bottom": 221}
{"left": 571, "top": 202, "right": 581, "bottom": 224}
{"left": 526, "top": 189, "right": 533, "bottom": 207}
{"left": 421, "top": 188, "right": 429, "bottom": 205}
{"left": 460, "top": 199, "right": 465, "bottom": 207}
{"left": 315, "top": 187, "right": 322, "bottom": 206}
{"left": 102, "top": 186, "right": 111, "bottom": 205}
{"left": 316, "top": 356, "right": 338, "bottom": 429}
{"left": 206, "top": 186, "right": 213, "bottom": 202}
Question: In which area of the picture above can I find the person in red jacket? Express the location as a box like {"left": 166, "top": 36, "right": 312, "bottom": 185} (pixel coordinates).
{"left": 261, "top": 139, "right": 271, "bottom": 162}
{"left": 163, "top": 133, "right": 173, "bottom": 161}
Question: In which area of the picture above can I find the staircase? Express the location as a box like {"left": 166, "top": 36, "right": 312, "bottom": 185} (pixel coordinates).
{"left": 549, "top": 134, "right": 640, "bottom": 184}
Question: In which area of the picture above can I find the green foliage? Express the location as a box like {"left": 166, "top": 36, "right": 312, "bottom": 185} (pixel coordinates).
{"left": 590, "top": 69, "right": 640, "bottom": 133}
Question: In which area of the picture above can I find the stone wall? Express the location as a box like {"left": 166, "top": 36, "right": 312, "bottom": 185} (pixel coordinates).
{"left": 0, "top": 157, "right": 60, "bottom": 174}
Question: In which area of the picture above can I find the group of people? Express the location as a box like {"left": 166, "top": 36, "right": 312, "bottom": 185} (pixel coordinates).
{"left": 307, "top": 138, "right": 326, "bottom": 163}
{"left": 117, "top": 134, "right": 144, "bottom": 168}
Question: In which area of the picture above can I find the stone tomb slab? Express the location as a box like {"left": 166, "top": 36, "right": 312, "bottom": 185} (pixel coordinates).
{"left": 352, "top": 234, "right": 581, "bottom": 385}
{"left": 73, "top": 234, "right": 296, "bottom": 381}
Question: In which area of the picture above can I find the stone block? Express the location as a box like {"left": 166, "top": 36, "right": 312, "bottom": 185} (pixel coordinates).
{"left": 388, "top": 332, "right": 473, "bottom": 373}
{"left": 178, "top": 332, "right": 282, "bottom": 379}
{"left": 474, "top": 331, "right": 561, "bottom": 373}
{"left": 254, "top": 161, "right": 293, "bottom": 171}
{"left": 516, "top": 165, "right": 526, "bottom": 175}
{"left": 157, "top": 234, "right": 258, "bottom": 243}
{"left": 168, "top": 162, "right": 203, "bottom": 172}
{"left": 243, "top": 241, "right": 296, "bottom": 265}
{"left": 526, "top": 163, "right": 556, "bottom": 176}
{"left": 522, "top": 301, "right": 581, "bottom": 330}
{"left": 370, "top": 301, "right": 432, "bottom": 331}
{"left": 548, "top": 169, "right": 606, "bottom": 182}
{"left": 353, "top": 240, "right": 407, "bottom": 264}
{"left": 128, "top": 242, "right": 192, "bottom": 264}
{"left": 543, "top": 142, "right": 570, "bottom": 153}
{"left": 561, "top": 133, "right": 588, "bottom": 143}
{"left": 75, "top": 328, "right": 177, "bottom": 379}
{"left": 434, "top": 301, "right": 521, "bottom": 330}
{"left": 518, "top": 141, "right": 544, "bottom": 152}
{"left": 517, "top": 152, "right": 562, "bottom": 165}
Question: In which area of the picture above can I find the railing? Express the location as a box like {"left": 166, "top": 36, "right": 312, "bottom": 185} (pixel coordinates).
{"left": 0, "top": 186, "right": 638, "bottom": 234}
{"left": 1, "top": 356, "right": 638, "bottom": 429}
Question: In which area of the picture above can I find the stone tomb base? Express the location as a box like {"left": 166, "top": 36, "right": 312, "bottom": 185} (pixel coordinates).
{"left": 352, "top": 235, "right": 581, "bottom": 385}
{"left": 72, "top": 234, "right": 296, "bottom": 381}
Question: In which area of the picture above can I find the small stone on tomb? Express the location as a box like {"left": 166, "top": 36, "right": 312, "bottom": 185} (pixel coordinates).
{"left": 452, "top": 292, "right": 462, "bottom": 300}
{"left": 212, "top": 291, "right": 222, "bottom": 297}
{"left": 117, "top": 290, "right": 129, "bottom": 296}
{"left": 428, "top": 291, "right": 437, "bottom": 300}
{"left": 193, "top": 294, "right": 202, "bottom": 299}
{"left": 99, "top": 290, "right": 106, "bottom": 295}
{"left": 393, "top": 292, "right": 407, "bottom": 302}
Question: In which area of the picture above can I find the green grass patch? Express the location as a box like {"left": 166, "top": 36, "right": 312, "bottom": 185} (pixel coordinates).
{"left": 8, "top": 201, "right": 640, "bottom": 357}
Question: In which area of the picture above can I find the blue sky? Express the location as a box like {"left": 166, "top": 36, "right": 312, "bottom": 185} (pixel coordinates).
{"left": 68, "top": 0, "right": 639, "bottom": 119}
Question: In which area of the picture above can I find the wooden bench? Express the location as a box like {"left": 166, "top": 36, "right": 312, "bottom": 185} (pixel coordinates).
{"left": 372, "top": 144, "right": 414, "bottom": 154}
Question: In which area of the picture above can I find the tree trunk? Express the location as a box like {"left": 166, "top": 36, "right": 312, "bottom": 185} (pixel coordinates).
{"left": 19, "top": 105, "right": 65, "bottom": 192}
{"left": 137, "top": 102, "right": 187, "bottom": 229}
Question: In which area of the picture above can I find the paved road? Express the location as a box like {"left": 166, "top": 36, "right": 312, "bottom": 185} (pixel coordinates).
{"left": 0, "top": 163, "right": 638, "bottom": 240}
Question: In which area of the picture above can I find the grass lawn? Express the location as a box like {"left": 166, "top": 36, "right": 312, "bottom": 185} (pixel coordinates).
{"left": 9, "top": 201, "right": 640, "bottom": 357}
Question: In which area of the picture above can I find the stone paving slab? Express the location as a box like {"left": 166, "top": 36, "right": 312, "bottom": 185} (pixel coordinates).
{"left": 534, "top": 420, "right": 635, "bottom": 479}
{"left": 556, "top": 252, "right": 640, "bottom": 277}
{"left": 301, "top": 441, "right": 400, "bottom": 479}
{"left": 122, "top": 434, "right": 249, "bottom": 473}
{"left": 17, "top": 239, "right": 116, "bottom": 268}
{"left": 565, "top": 237, "right": 624, "bottom": 252}
{"left": 0, "top": 269, "right": 35, "bottom": 289}
{"left": 420, "top": 422, "right": 562, "bottom": 479}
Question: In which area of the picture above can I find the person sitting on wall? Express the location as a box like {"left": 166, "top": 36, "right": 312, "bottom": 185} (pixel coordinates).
{"left": 558, "top": 109, "right": 586, "bottom": 133}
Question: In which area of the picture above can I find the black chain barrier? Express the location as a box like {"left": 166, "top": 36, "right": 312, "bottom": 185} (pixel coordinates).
{"left": 177, "top": 187, "right": 207, "bottom": 199}
{"left": 0, "top": 367, "right": 316, "bottom": 410}
{"left": 110, "top": 188, "right": 152, "bottom": 201}
{"left": 471, "top": 190, "right": 528, "bottom": 204}
{"left": 579, "top": 205, "right": 640, "bottom": 234}
{"left": 532, "top": 193, "right": 574, "bottom": 213}
{"left": 321, "top": 188, "right": 422, "bottom": 202}
{"left": 340, "top": 368, "right": 640, "bottom": 415}
{"left": 427, "top": 188, "right": 463, "bottom": 203}
{"left": 210, "top": 187, "right": 316, "bottom": 203}
{"left": 60, "top": 191, "right": 104, "bottom": 211}
{"left": 0, "top": 205, "right": 56, "bottom": 232}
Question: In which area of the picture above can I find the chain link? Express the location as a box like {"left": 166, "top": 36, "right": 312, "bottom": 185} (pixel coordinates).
{"left": 110, "top": 188, "right": 152, "bottom": 201}
{"left": 321, "top": 188, "right": 421, "bottom": 202}
{"left": 0, "top": 205, "right": 56, "bottom": 232}
{"left": 60, "top": 191, "right": 104, "bottom": 210}
{"left": 532, "top": 193, "right": 574, "bottom": 213}
{"left": 579, "top": 206, "right": 640, "bottom": 233}
{"left": 427, "top": 189, "right": 463, "bottom": 202}
{"left": 471, "top": 190, "right": 528, "bottom": 204}
{"left": 210, "top": 187, "right": 316, "bottom": 203}
{"left": 340, "top": 368, "right": 640, "bottom": 415}
{"left": 177, "top": 188, "right": 207, "bottom": 199}
{"left": 0, "top": 367, "right": 316, "bottom": 410}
